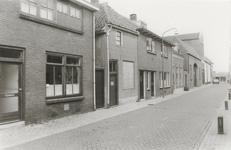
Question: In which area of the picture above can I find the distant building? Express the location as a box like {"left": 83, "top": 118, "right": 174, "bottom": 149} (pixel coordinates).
{"left": 214, "top": 72, "right": 229, "bottom": 82}
{"left": 204, "top": 57, "right": 213, "bottom": 84}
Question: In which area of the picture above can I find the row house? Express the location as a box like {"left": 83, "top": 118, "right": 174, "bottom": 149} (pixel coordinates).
{"left": 94, "top": 3, "right": 139, "bottom": 108}
{"left": 165, "top": 33, "right": 204, "bottom": 91}
{"left": 0, "top": 0, "right": 99, "bottom": 125}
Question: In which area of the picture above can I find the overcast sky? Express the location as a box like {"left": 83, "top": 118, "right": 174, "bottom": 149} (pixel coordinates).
{"left": 99, "top": 0, "right": 231, "bottom": 73}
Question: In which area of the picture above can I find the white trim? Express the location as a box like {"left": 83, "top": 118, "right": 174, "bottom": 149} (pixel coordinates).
{"left": 74, "top": 0, "right": 99, "bottom": 11}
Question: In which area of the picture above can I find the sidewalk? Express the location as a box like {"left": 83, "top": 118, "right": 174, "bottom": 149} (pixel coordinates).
{"left": 0, "top": 84, "right": 214, "bottom": 149}
{"left": 197, "top": 88, "right": 231, "bottom": 150}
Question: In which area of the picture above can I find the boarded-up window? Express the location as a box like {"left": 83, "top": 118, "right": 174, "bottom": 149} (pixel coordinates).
{"left": 123, "top": 61, "right": 134, "bottom": 89}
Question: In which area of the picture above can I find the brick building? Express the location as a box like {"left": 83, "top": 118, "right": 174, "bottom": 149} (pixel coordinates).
{"left": 94, "top": 3, "right": 139, "bottom": 108}
{"left": 131, "top": 16, "right": 175, "bottom": 100}
{"left": 0, "top": 0, "right": 98, "bottom": 125}
{"left": 165, "top": 33, "right": 204, "bottom": 90}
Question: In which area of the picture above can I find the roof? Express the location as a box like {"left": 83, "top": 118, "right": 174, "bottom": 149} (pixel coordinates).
{"left": 95, "top": 3, "right": 138, "bottom": 33}
{"left": 137, "top": 28, "right": 175, "bottom": 46}
{"left": 177, "top": 32, "right": 200, "bottom": 41}
{"left": 164, "top": 36, "right": 201, "bottom": 60}
{"left": 204, "top": 57, "right": 213, "bottom": 64}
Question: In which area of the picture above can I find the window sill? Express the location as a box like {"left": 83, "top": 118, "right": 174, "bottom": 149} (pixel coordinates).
{"left": 147, "top": 51, "right": 156, "bottom": 55}
{"left": 46, "top": 96, "right": 85, "bottom": 104}
{"left": 20, "top": 13, "right": 84, "bottom": 35}
{"left": 160, "top": 86, "right": 170, "bottom": 89}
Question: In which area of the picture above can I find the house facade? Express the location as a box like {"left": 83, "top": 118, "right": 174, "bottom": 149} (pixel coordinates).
{"left": 94, "top": 3, "right": 139, "bottom": 108}
{"left": 133, "top": 17, "right": 175, "bottom": 100}
{"left": 204, "top": 57, "right": 213, "bottom": 84}
{"left": 0, "top": 0, "right": 98, "bottom": 125}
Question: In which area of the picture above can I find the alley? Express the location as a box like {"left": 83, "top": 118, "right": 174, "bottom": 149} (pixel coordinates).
{"left": 6, "top": 84, "right": 229, "bottom": 150}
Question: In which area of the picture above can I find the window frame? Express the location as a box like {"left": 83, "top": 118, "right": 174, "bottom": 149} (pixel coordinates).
{"left": 160, "top": 72, "right": 170, "bottom": 88}
{"left": 20, "top": 0, "right": 83, "bottom": 32}
{"left": 46, "top": 52, "right": 83, "bottom": 99}
{"left": 147, "top": 38, "right": 155, "bottom": 54}
{"left": 116, "top": 31, "right": 123, "bottom": 46}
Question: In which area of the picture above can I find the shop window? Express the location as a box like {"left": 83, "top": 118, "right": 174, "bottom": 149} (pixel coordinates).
{"left": 46, "top": 53, "right": 82, "bottom": 98}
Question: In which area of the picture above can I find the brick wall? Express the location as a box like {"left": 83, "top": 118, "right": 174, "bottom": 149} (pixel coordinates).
{"left": 0, "top": 0, "right": 94, "bottom": 125}
{"left": 138, "top": 34, "right": 173, "bottom": 99}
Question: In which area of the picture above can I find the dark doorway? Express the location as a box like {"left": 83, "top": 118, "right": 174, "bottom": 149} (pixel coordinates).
{"left": 0, "top": 62, "right": 22, "bottom": 123}
{"left": 110, "top": 75, "right": 117, "bottom": 106}
{"left": 194, "top": 63, "right": 197, "bottom": 87}
{"left": 140, "top": 71, "right": 144, "bottom": 99}
{"left": 202, "top": 70, "right": 205, "bottom": 84}
{"left": 151, "top": 72, "right": 155, "bottom": 96}
{"left": 185, "top": 74, "right": 187, "bottom": 87}
{"left": 96, "top": 70, "right": 104, "bottom": 108}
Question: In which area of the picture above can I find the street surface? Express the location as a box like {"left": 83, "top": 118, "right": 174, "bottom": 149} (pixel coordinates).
{"left": 5, "top": 84, "right": 229, "bottom": 150}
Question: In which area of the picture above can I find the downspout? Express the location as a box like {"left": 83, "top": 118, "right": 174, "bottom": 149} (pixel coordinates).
{"left": 93, "top": 12, "right": 96, "bottom": 110}
{"left": 106, "top": 24, "right": 112, "bottom": 108}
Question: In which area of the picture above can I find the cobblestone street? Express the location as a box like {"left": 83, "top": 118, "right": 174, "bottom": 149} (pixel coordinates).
{"left": 4, "top": 84, "right": 230, "bottom": 150}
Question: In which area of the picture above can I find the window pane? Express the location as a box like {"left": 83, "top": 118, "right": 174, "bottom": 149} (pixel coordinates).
{"left": 66, "top": 66, "right": 73, "bottom": 95}
{"left": 73, "top": 67, "right": 80, "bottom": 94}
{"left": 76, "top": 9, "right": 80, "bottom": 18}
{"left": 0, "top": 49, "right": 21, "bottom": 58}
{"left": 47, "top": 55, "right": 62, "bottom": 64}
{"left": 55, "top": 66, "right": 62, "bottom": 96}
{"left": 66, "top": 57, "right": 79, "bottom": 65}
{"left": 70, "top": 7, "right": 75, "bottom": 17}
{"left": 48, "top": 0, "right": 53, "bottom": 9}
{"left": 21, "top": 1, "right": 29, "bottom": 13}
{"left": 40, "top": 0, "right": 47, "bottom": 7}
{"left": 63, "top": 4, "right": 67, "bottom": 14}
{"left": 46, "top": 65, "right": 54, "bottom": 96}
{"left": 40, "top": 8, "right": 47, "bottom": 19}
{"left": 48, "top": 10, "right": 53, "bottom": 20}
{"left": 57, "top": 2, "right": 62, "bottom": 12}
{"left": 30, "top": 3, "right": 37, "bottom": 15}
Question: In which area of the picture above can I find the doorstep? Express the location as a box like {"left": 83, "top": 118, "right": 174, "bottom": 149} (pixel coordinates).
{"left": 0, "top": 121, "right": 25, "bottom": 130}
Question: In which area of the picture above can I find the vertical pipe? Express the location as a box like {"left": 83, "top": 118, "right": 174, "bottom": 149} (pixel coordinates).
{"left": 93, "top": 12, "right": 96, "bottom": 110}
{"left": 106, "top": 25, "right": 112, "bottom": 108}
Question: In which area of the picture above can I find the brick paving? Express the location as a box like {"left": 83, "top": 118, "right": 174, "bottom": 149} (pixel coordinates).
{"left": 0, "top": 84, "right": 230, "bottom": 150}
{"left": 197, "top": 86, "right": 231, "bottom": 150}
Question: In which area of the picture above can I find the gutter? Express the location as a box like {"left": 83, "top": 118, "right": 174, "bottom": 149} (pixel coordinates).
{"left": 106, "top": 24, "right": 112, "bottom": 108}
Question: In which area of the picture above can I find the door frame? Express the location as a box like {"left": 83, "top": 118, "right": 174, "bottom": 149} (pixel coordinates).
{"left": 0, "top": 45, "right": 24, "bottom": 124}
{"left": 95, "top": 69, "right": 104, "bottom": 108}
{"left": 109, "top": 60, "right": 118, "bottom": 107}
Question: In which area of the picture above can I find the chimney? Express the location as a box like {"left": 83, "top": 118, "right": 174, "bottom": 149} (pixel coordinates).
{"left": 91, "top": 0, "right": 99, "bottom": 4}
{"left": 130, "top": 14, "right": 137, "bottom": 21}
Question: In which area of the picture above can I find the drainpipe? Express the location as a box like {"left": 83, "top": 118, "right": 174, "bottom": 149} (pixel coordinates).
{"left": 93, "top": 12, "right": 96, "bottom": 111}
{"left": 106, "top": 24, "right": 112, "bottom": 108}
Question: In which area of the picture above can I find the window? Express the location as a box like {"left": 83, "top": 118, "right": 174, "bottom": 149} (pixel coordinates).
{"left": 190, "top": 65, "right": 192, "bottom": 79}
{"left": 159, "top": 72, "right": 170, "bottom": 88}
{"left": 21, "top": 0, "right": 37, "bottom": 16}
{"left": 147, "top": 38, "right": 155, "bottom": 53}
{"left": 123, "top": 61, "right": 134, "bottom": 89}
{"left": 40, "top": 0, "right": 53, "bottom": 20}
{"left": 161, "top": 45, "right": 168, "bottom": 57}
{"left": 116, "top": 31, "right": 122, "bottom": 46}
{"left": 109, "top": 61, "right": 117, "bottom": 72}
{"left": 20, "top": 0, "right": 82, "bottom": 31}
{"left": 46, "top": 53, "right": 82, "bottom": 98}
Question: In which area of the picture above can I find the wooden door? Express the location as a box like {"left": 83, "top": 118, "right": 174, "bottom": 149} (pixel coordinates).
{"left": 110, "top": 75, "right": 117, "bottom": 106}
{"left": 140, "top": 71, "right": 144, "bottom": 99}
{"left": 0, "top": 62, "right": 22, "bottom": 123}
{"left": 96, "top": 70, "right": 104, "bottom": 108}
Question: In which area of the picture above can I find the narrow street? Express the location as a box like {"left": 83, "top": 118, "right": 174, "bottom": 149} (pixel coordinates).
{"left": 6, "top": 84, "right": 229, "bottom": 150}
